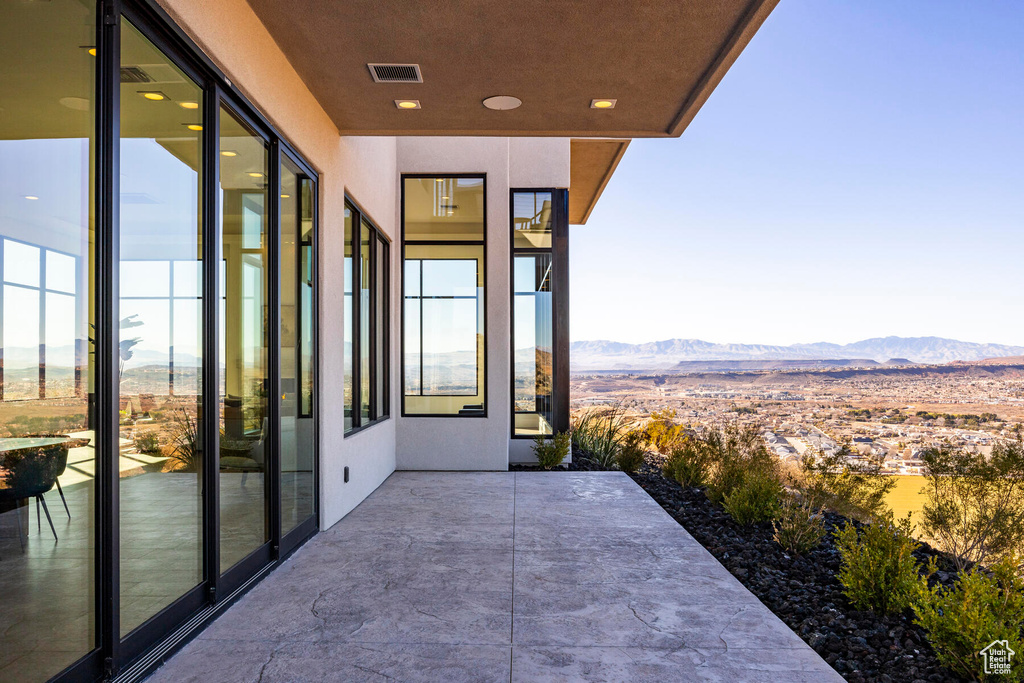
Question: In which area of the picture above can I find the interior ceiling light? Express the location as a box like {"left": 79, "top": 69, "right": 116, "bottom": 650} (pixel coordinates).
{"left": 185, "top": 124, "right": 202, "bottom": 131}
{"left": 482, "top": 95, "right": 522, "bottom": 111}
{"left": 395, "top": 100, "right": 421, "bottom": 109}
{"left": 179, "top": 101, "right": 199, "bottom": 109}
{"left": 23, "top": 195, "right": 39, "bottom": 201}
{"left": 221, "top": 150, "right": 237, "bottom": 157}
{"left": 139, "top": 91, "right": 167, "bottom": 101}
{"left": 435, "top": 178, "right": 445, "bottom": 183}
{"left": 247, "top": 172, "right": 264, "bottom": 178}
{"left": 281, "top": 194, "right": 291, "bottom": 199}
{"left": 590, "top": 99, "right": 616, "bottom": 109}
{"left": 81, "top": 46, "right": 97, "bottom": 56}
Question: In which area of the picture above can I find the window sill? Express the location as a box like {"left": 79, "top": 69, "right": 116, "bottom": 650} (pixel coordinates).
{"left": 344, "top": 416, "right": 390, "bottom": 438}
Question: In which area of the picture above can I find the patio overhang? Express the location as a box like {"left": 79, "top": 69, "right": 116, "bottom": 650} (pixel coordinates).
{"left": 244, "top": 0, "right": 778, "bottom": 138}
{"left": 569, "top": 139, "right": 629, "bottom": 225}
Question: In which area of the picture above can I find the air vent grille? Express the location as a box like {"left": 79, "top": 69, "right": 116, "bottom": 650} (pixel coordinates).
{"left": 120, "top": 66, "right": 152, "bottom": 84}
{"left": 367, "top": 63, "right": 422, "bottom": 83}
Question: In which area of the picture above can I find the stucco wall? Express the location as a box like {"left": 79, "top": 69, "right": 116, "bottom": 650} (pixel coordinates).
{"left": 395, "top": 138, "right": 570, "bottom": 470}
{"left": 155, "top": 0, "right": 397, "bottom": 529}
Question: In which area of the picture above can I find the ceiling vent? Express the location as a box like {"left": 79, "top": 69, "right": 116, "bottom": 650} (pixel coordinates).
{"left": 367, "top": 63, "right": 422, "bottom": 83}
{"left": 120, "top": 66, "right": 152, "bottom": 84}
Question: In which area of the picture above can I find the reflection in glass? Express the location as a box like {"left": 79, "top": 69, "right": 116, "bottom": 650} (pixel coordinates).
{"left": 0, "top": 0, "right": 97, "bottom": 677}
{"left": 343, "top": 208, "right": 354, "bottom": 431}
{"left": 360, "top": 221, "right": 372, "bottom": 422}
{"left": 403, "top": 177, "right": 485, "bottom": 242}
{"left": 513, "top": 255, "right": 554, "bottom": 436}
{"left": 117, "top": 21, "right": 205, "bottom": 636}
{"left": 218, "top": 106, "right": 269, "bottom": 572}
{"left": 512, "top": 191, "right": 553, "bottom": 249}
{"left": 280, "top": 157, "right": 315, "bottom": 535}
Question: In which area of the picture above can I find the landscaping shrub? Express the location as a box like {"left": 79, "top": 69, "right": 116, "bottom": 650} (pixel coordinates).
{"left": 772, "top": 495, "right": 826, "bottom": 555}
{"left": 615, "top": 429, "right": 646, "bottom": 473}
{"left": 133, "top": 431, "right": 160, "bottom": 454}
{"left": 800, "top": 446, "right": 895, "bottom": 522}
{"left": 722, "top": 472, "right": 783, "bottom": 525}
{"left": 570, "top": 404, "right": 627, "bottom": 468}
{"left": 914, "top": 555, "right": 1024, "bottom": 682}
{"left": 644, "top": 409, "right": 685, "bottom": 454}
{"left": 835, "top": 514, "right": 924, "bottom": 615}
{"left": 662, "top": 437, "right": 711, "bottom": 487}
{"left": 920, "top": 440, "right": 1024, "bottom": 572}
{"left": 703, "top": 426, "right": 777, "bottom": 504}
{"left": 533, "top": 432, "right": 570, "bottom": 469}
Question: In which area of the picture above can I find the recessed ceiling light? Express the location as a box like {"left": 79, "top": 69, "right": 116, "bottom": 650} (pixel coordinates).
{"left": 447, "top": 211, "right": 453, "bottom": 216}
{"left": 23, "top": 195, "right": 39, "bottom": 201}
{"left": 81, "top": 46, "right": 97, "bottom": 56}
{"left": 221, "top": 150, "right": 237, "bottom": 157}
{"left": 247, "top": 172, "right": 264, "bottom": 178}
{"left": 435, "top": 178, "right": 445, "bottom": 183}
{"left": 281, "top": 194, "right": 291, "bottom": 199}
{"left": 395, "top": 99, "right": 421, "bottom": 109}
{"left": 58, "top": 96, "right": 90, "bottom": 111}
{"left": 179, "top": 101, "right": 199, "bottom": 110}
{"left": 441, "top": 195, "right": 449, "bottom": 200}
{"left": 591, "top": 99, "right": 617, "bottom": 109}
{"left": 482, "top": 95, "right": 522, "bottom": 111}
{"left": 185, "top": 124, "right": 202, "bottom": 131}
{"left": 139, "top": 91, "right": 167, "bottom": 101}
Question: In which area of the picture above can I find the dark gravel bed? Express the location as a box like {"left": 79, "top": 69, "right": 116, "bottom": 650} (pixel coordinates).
{"left": 512, "top": 451, "right": 964, "bottom": 683}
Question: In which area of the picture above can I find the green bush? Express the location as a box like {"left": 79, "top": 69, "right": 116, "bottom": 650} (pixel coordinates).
{"left": 703, "top": 426, "right": 778, "bottom": 504}
{"left": 722, "top": 472, "right": 783, "bottom": 525}
{"left": 800, "top": 446, "right": 895, "bottom": 522}
{"left": 914, "top": 556, "right": 1024, "bottom": 682}
{"left": 835, "top": 515, "right": 924, "bottom": 615}
{"left": 662, "top": 437, "right": 711, "bottom": 487}
{"left": 534, "top": 432, "right": 570, "bottom": 469}
{"left": 615, "top": 430, "right": 646, "bottom": 473}
{"left": 133, "top": 431, "right": 160, "bottom": 454}
{"left": 920, "top": 440, "right": 1024, "bottom": 572}
{"left": 570, "top": 405, "right": 627, "bottom": 468}
{"left": 772, "top": 496, "right": 826, "bottom": 555}
{"left": 644, "top": 410, "right": 685, "bottom": 454}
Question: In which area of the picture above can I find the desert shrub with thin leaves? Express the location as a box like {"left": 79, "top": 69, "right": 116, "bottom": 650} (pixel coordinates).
{"left": 800, "top": 446, "right": 895, "bottom": 522}
{"left": 722, "top": 472, "right": 783, "bottom": 525}
{"left": 772, "top": 495, "right": 826, "bottom": 555}
{"left": 615, "top": 429, "right": 646, "bottom": 473}
{"left": 533, "top": 432, "right": 570, "bottom": 469}
{"left": 169, "top": 409, "right": 201, "bottom": 472}
{"left": 662, "top": 437, "right": 712, "bottom": 487}
{"left": 702, "top": 426, "right": 778, "bottom": 504}
{"left": 570, "top": 404, "right": 628, "bottom": 468}
{"left": 835, "top": 514, "right": 924, "bottom": 615}
{"left": 914, "top": 555, "right": 1024, "bottom": 682}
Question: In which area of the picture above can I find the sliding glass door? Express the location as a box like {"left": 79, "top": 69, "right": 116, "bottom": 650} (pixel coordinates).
{"left": 1, "top": 3, "right": 319, "bottom": 679}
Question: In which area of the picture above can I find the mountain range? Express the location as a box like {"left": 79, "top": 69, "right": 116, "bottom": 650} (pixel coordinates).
{"left": 570, "top": 336, "right": 1024, "bottom": 372}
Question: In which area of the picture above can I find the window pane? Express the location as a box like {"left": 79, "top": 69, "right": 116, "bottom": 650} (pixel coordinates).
{"left": 0, "top": 0, "right": 97, "bottom": 675}
{"left": 118, "top": 20, "right": 204, "bottom": 635}
{"left": 343, "top": 206, "right": 354, "bottom": 432}
{"left": 280, "top": 157, "right": 314, "bottom": 535}
{"left": 46, "top": 250, "right": 76, "bottom": 294}
{"left": 360, "top": 220, "right": 371, "bottom": 422}
{"left": 513, "top": 254, "right": 554, "bottom": 436}
{"left": 403, "top": 177, "right": 484, "bottom": 241}
{"left": 403, "top": 242, "right": 485, "bottom": 416}
{"left": 218, "top": 105, "right": 269, "bottom": 573}
{"left": 375, "top": 238, "right": 387, "bottom": 418}
{"left": 512, "top": 191, "right": 553, "bottom": 249}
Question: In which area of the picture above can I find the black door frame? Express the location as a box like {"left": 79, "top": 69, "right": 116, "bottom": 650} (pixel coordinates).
{"left": 42, "top": 1, "right": 321, "bottom": 681}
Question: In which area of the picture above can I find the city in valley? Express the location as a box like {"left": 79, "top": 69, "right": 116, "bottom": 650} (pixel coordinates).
{"left": 571, "top": 357, "right": 1024, "bottom": 477}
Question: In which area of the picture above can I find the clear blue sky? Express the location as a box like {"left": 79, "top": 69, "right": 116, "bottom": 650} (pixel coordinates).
{"left": 571, "top": 0, "right": 1024, "bottom": 347}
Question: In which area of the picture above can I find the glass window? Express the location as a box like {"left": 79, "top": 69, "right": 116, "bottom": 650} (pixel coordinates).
{"left": 344, "top": 202, "right": 389, "bottom": 433}
{"left": 513, "top": 255, "right": 554, "bottom": 436}
{"left": 118, "top": 20, "right": 205, "bottom": 635}
{"left": 0, "top": 0, "right": 97, "bottom": 676}
{"left": 218, "top": 104, "right": 269, "bottom": 573}
{"left": 402, "top": 176, "right": 485, "bottom": 416}
{"left": 280, "top": 156, "right": 315, "bottom": 535}
{"left": 513, "top": 191, "right": 553, "bottom": 249}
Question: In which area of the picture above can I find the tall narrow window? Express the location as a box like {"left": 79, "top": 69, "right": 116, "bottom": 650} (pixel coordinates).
{"left": 512, "top": 190, "right": 567, "bottom": 437}
{"left": 344, "top": 201, "right": 389, "bottom": 434}
{"left": 402, "top": 176, "right": 486, "bottom": 416}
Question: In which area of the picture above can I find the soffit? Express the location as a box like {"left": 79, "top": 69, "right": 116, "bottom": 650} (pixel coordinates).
{"left": 245, "top": 0, "right": 778, "bottom": 137}
{"left": 569, "top": 139, "right": 629, "bottom": 225}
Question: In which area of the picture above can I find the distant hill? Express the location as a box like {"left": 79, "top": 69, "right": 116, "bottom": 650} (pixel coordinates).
{"left": 570, "top": 336, "right": 1024, "bottom": 372}
{"left": 669, "top": 359, "right": 881, "bottom": 373}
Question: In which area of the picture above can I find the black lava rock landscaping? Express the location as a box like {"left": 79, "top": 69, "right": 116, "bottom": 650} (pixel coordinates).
{"left": 512, "top": 451, "right": 965, "bottom": 683}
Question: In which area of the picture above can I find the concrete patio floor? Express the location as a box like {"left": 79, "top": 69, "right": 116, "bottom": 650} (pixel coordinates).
{"left": 147, "top": 471, "right": 841, "bottom": 682}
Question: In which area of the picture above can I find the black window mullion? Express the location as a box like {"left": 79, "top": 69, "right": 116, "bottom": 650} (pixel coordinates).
{"left": 351, "top": 207, "right": 362, "bottom": 430}
{"left": 268, "top": 139, "right": 282, "bottom": 560}
{"left": 368, "top": 229, "right": 377, "bottom": 422}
